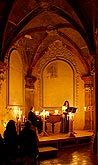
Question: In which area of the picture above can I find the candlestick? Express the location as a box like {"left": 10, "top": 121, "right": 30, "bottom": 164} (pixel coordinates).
{"left": 40, "top": 109, "right": 48, "bottom": 136}
{"left": 67, "top": 112, "right": 75, "bottom": 137}
{"left": 23, "top": 115, "right": 25, "bottom": 122}
{"left": 54, "top": 110, "right": 59, "bottom": 114}
{"left": 18, "top": 108, "right": 21, "bottom": 121}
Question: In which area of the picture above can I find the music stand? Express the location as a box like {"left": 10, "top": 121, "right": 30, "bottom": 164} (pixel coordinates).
{"left": 67, "top": 107, "right": 77, "bottom": 137}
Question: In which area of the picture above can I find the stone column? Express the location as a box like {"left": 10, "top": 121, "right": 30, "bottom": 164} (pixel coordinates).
{"left": 0, "top": 61, "right": 7, "bottom": 92}
{"left": 82, "top": 75, "right": 94, "bottom": 130}
{"left": 93, "top": 28, "right": 98, "bottom": 155}
{"left": 25, "top": 76, "right": 37, "bottom": 118}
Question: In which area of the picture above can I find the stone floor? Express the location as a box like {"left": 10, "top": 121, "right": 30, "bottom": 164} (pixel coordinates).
{"left": 40, "top": 146, "right": 98, "bottom": 165}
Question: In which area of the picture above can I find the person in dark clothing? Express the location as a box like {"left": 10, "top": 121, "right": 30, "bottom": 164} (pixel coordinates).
{"left": 4, "top": 120, "right": 18, "bottom": 162}
{"left": 19, "top": 120, "right": 39, "bottom": 160}
{"left": 60, "top": 100, "right": 69, "bottom": 133}
{"left": 28, "top": 106, "right": 38, "bottom": 127}
{"left": 0, "top": 134, "right": 5, "bottom": 164}
{"left": 28, "top": 106, "right": 43, "bottom": 133}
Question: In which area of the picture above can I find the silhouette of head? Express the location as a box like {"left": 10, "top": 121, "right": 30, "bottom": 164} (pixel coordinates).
{"left": 6, "top": 120, "right": 16, "bottom": 132}
{"left": 30, "top": 106, "right": 34, "bottom": 112}
{"left": 25, "top": 120, "right": 31, "bottom": 129}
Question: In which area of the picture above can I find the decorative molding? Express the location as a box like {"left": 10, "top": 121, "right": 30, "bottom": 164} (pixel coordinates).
{"left": 33, "top": 40, "right": 86, "bottom": 76}
{"left": 0, "top": 61, "right": 7, "bottom": 92}
{"left": 0, "top": 61, "right": 7, "bottom": 73}
{"left": 82, "top": 75, "right": 93, "bottom": 85}
{"left": 32, "top": 40, "right": 83, "bottom": 109}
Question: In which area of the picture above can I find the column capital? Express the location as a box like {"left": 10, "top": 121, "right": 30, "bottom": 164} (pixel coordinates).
{"left": 25, "top": 76, "right": 37, "bottom": 89}
{"left": 81, "top": 75, "right": 93, "bottom": 89}
{"left": 82, "top": 75, "right": 93, "bottom": 83}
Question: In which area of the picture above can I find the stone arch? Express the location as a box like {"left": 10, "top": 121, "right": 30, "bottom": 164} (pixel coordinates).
{"left": 8, "top": 49, "right": 24, "bottom": 107}
{"left": 32, "top": 40, "right": 88, "bottom": 113}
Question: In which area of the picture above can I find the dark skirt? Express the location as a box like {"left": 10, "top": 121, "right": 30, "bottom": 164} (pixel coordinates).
{"left": 60, "top": 113, "right": 69, "bottom": 133}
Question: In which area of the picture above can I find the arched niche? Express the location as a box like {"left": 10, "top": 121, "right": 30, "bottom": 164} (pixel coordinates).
{"left": 8, "top": 49, "right": 24, "bottom": 106}
{"left": 42, "top": 60, "right": 74, "bottom": 107}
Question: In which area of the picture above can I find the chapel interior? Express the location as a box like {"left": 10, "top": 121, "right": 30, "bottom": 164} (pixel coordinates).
{"left": 0, "top": 0, "right": 98, "bottom": 155}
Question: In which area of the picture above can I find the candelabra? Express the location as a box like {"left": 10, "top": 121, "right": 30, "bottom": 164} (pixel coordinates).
{"left": 13, "top": 107, "right": 22, "bottom": 134}
{"left": 40, "top": 109, "right": 49, "bottom": 136}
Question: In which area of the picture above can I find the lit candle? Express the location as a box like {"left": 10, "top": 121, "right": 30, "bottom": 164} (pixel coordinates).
{"left": 54, "top": 110, "right": 59, "bottom": 114}
{"left": 84, "top": 107, "right": 87, "bottom": 111}
{"left": 43, "top": 109, "right": 45, "bottom": 117}
{"left": 45, "top": 111, "right": 49, "bottom": 116}
{"left": 18, "top": 108, "right": 21, "bottom": 121}
{"left": 67, "top": 112, "right": 74, "bottom": 120}
{"left": 3, "top": 122, "right": 7, "bottom": 128}
{"left": 23, "top": 115, "right": 25, "bottom": 122}
{"left": 42, "top": 110, "right": 46, "bottom": 133}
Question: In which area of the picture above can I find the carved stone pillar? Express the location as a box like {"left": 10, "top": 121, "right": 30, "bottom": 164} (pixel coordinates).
{"left": 93, "top": 28, "right": 98, "bottom": 154}
{"left": 25, "top": 76, "right": 37, "bottom": 117}
{"left": 82, "top": 75, "right": 94, "bottom": 130}
{"left": 0, "top": 61, "right": 7, "bottom": 92}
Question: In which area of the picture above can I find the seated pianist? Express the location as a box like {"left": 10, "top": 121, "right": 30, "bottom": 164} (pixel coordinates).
{"left": 28, "top": 106, "right": 43, "bottom": 134}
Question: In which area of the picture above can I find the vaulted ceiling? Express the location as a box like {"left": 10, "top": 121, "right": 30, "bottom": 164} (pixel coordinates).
{"left": 0, "top": 0, "right": 98, "bottom": 75}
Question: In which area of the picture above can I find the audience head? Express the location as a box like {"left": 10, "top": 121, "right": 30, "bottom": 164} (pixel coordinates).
{"left": 6, "top": 120, "right": 16, "bottom": 132}
{"left": 24, "top": 120, "right": 32, "bottom": 129}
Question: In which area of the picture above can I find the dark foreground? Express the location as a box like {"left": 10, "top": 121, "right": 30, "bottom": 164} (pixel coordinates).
{"left": 40, "top": 146, "right": 98, "bottom": 165}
